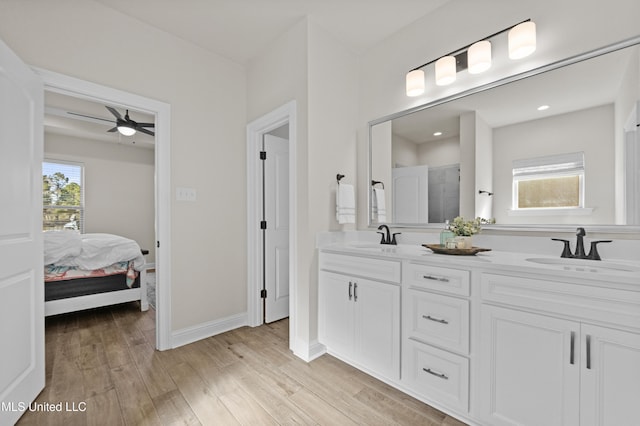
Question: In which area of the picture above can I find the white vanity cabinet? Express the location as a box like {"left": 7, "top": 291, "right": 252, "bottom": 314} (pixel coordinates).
{"left": 318, "top": 252, "right": 401, "bottom": 381}
{"left": 401, "top": 262, "right": 471, "bottom": 413}
{"left": 479, "top": 272, "right": 640, "bottom": 426}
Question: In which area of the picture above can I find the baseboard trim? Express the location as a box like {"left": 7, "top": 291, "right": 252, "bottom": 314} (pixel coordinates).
{"left": 293, "top": 339, "right": 326, "bottom": 362}
{"left": 171, "top": 312, "right": 248, "bottom": 349}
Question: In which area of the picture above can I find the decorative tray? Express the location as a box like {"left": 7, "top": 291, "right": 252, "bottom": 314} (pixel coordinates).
{"left": 423, "top": 244, "right": 492, "bottom": 256}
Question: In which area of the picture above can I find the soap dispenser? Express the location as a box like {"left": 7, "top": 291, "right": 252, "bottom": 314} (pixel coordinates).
{"left": 440, "top": 220, "right": 455, "bottom": 247}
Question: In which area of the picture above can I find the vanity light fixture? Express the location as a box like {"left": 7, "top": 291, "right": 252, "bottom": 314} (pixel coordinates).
{"left": 406, "top": 69, "right": 426, "bottom": 97}
{"left": 508, "top": 21, "right": 537, "bottom": 59}
{"left": 468, "top": 40, "right": 492, "bottom": 74}
{"left": 537, "top": 105, "right": 550, "bottom": 111}
{"left": 405, "top": 19, "right": 536, "bottom": 97}
{"left": 433, "top": 131, "right": 443, "bottom": 136}
{"left": 435, "top": 56, "right": 457, "bottom": 86}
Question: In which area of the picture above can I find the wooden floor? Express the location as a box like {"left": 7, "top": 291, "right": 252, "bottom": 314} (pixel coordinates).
{"left": 18, "top": 303, "right": 467, "bottom": 425}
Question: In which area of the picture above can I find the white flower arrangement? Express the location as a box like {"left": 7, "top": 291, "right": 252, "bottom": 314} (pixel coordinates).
{"left": 449, "top": 216, "right": 495, "bottom": 236}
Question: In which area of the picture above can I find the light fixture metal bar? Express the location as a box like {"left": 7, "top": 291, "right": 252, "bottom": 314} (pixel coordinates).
{"left": 409, "top": 18, "right": 531, "bottom": 72}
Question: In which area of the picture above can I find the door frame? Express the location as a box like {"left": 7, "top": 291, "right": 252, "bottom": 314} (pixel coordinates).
{"left": 246, "top": 101, "right": 298, "bottom": 350}
{"left": 34, "top": 68, "right": 173, "bottom": 350}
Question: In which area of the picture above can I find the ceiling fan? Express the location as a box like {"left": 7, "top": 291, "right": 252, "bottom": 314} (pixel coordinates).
{"left": 105, "top": 106, "right": 155, "bottom": 136}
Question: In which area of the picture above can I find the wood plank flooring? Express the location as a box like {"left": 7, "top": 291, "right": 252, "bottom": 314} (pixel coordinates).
{"left": 17, "top": 303, "right": 468, "bottom": 425}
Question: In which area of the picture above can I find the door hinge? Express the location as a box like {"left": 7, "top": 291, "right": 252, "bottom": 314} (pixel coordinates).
{"left": 260, "top": 220, "right": 267, "bottom": 230}
{"left": 259, "top": 151, "right": 267, "bottom": 160}
{"left": 260, "top": 289, "right": 267, "bottom": 298}
{"left": 157, "top": 241, "right": 160, "bottom": 248}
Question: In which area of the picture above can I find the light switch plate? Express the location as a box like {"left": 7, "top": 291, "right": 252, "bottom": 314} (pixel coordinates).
{"left": 176, "top": 187, "right": 197, "bottom": 201}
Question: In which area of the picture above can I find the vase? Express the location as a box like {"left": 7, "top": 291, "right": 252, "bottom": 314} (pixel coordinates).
{"left": 454, "top": 236, "right": 473, "bottom": 249}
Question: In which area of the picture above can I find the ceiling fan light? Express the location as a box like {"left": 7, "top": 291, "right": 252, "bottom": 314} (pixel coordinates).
{"left": 117, "top": 124, "right": 136, "bottom": 136}
{"left": 468, "top": 40, "right": 492, "bottom": 74}
{"left": 509, "top": 21, "right": 536, "bottom": 59}
{"left": 435, "top": 56, "right": 456, "bottom": 86}
{"left": 406, "top": 69, "right": 425, "bottom": 97}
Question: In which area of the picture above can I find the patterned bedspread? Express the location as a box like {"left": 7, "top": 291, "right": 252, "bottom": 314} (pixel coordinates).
{"left": 45, "top": 260, "right": 138, "bottom": 287}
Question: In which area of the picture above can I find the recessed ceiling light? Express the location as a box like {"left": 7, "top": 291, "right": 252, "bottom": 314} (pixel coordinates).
{"left": 537, "top": 105, "right": 550, "bottom": 111}
{"left": 433, "top": 131, "right": 443, "bottom": 136}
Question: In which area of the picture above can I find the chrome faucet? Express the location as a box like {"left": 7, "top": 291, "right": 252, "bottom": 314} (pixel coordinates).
{"left": 552, "top": 227, "right": 611, "bottom": 260}
{"left": 377, "top": 224, "right": 401, "bottom": 245}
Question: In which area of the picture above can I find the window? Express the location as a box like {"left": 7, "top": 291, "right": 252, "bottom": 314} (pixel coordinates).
{"left": 42, "top": 160, "right": 84, "bottom": 231}
{"left": 512, "top": 152, "right": 585, "bottom": 210}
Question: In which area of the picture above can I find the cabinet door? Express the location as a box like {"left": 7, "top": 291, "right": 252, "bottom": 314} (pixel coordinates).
{"left": 580, "top": 324, "right": 640, "bottom": 426}
{"left": 354, "top": 278, "right": 400, "bottom": 380}
{"left": 318, "top": 271, "right": 355, "bottom": 357}
{"left": 480, "top": 305, "right": 580, "bottom": 426}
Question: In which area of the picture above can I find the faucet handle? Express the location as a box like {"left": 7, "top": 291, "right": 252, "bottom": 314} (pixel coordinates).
{"left": 377, "top": 231, "right": 387, "bottom": 244}
{"left": 551, "top": 238, "right": 573, "bottom": 258}
{"left": 587, "top": 240, "right": 612, "bottom": 261}
{"left": 391, "top": 232, "right": 401, "bottom": 245}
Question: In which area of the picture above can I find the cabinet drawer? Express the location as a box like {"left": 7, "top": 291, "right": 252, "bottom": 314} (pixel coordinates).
{"left": 481, "top": 273, "right": 640, "bottom": 329}
{"left": 319, "top": 252, "right": 401, "bottom": 283}
{"left": 403, "top": 339, "right": 469, "bottom": 412}
{"left": 405, "top": 289, "right": 469, "bottom": 354}
{"left": 406, "top": 263, "right": 470, "bottom": 296}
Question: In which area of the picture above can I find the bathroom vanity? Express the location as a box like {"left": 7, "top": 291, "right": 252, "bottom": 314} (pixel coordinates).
{"left": 317, "top": 243, "right": 640, "bottom": 426}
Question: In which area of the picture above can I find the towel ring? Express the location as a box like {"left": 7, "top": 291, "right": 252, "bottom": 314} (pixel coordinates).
{"left": 372, "top": 180, "right": 385, "bottom": 189}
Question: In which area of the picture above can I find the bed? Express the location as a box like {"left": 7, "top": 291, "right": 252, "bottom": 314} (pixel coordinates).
{"left": 44, "top": 231, "right": 148, "bottom": 316}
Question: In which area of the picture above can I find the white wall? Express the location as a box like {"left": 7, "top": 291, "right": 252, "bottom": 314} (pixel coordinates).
{"left": 492, "top": 105, "right": 614, "bottom": 224}
{"left": 0, "top": 0, "right": 247, "bottom": 332}
{"left": 417, "top": 136, "right": 460, "bottom": 167}
{"left": 391, "top": 134, "right": 418, "bottom": 167}
{"left": 475, "top": 115, "right": 493, "bottom": 220}
{"left": 371, "top": 121, "right": 393, "bottom": 222}
{"left": 247, "top": 18, "right": 358, "bottom": 351}
{"left": 45, "top": 133, "right": 155, "bottom": 260}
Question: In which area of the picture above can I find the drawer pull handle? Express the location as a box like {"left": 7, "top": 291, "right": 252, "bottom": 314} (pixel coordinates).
{"left": 423, "top": 275, "right": 450, "bottom": 283}
{"left": 348, "top": 282, "right": 352, "bottom": 300}
{"left": 423, "top": 367, "right": 449, "bottom": 380}
{"left": 586, "top": 335, "right": 592, "bottom": 370}
{"left": 423, "top": 315, "right": 449, "bottom": 325}
{"left": 354, "top": 282, "right": 358, "bottom": 301}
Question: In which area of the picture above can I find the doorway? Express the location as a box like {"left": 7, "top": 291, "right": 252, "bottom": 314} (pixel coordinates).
{"left": 247, "top": 101, "right": 300, "bottom": 353}
{"left": 261, "top": 129, "right": 290, "bottom": 323}
{"left": 35, "top": 68, "right": 172, "bottom": 350}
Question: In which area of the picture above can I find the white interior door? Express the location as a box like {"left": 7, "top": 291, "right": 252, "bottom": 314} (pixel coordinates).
{"left": 0, "top": 38, "right": 45, "bottom": 425}
{"left": 392, "top": 165, "right": 429, "bottom": 223}
{"left": 263, "top": 134, "right": 289, "bottom": 323}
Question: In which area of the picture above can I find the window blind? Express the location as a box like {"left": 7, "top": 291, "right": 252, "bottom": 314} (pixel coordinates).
{"left": 513, "top": 152, "right": 584, "bottom": 178}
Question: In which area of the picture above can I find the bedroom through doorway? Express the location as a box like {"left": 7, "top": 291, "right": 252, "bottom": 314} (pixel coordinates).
{"left": 38, "top": 69, "right": 172, "bottom": 350}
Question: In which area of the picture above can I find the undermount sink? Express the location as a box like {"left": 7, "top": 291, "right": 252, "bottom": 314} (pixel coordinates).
{"left": 525, "top": 257, "right": 640, "bottom": 273}
{"left": 346, "top": 242, "right": 426, "bottom": 254}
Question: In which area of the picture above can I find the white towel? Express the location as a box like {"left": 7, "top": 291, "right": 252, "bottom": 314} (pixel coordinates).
{"left": 372, "top": 188, "right": 387, "bottom": 223}
{"left": 336, "top": 183, "right": 356, "bottom": 224}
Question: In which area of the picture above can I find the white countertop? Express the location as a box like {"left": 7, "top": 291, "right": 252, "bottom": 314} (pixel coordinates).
{"left": 319, "top": 242, "right": 640, "bottom": 288}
